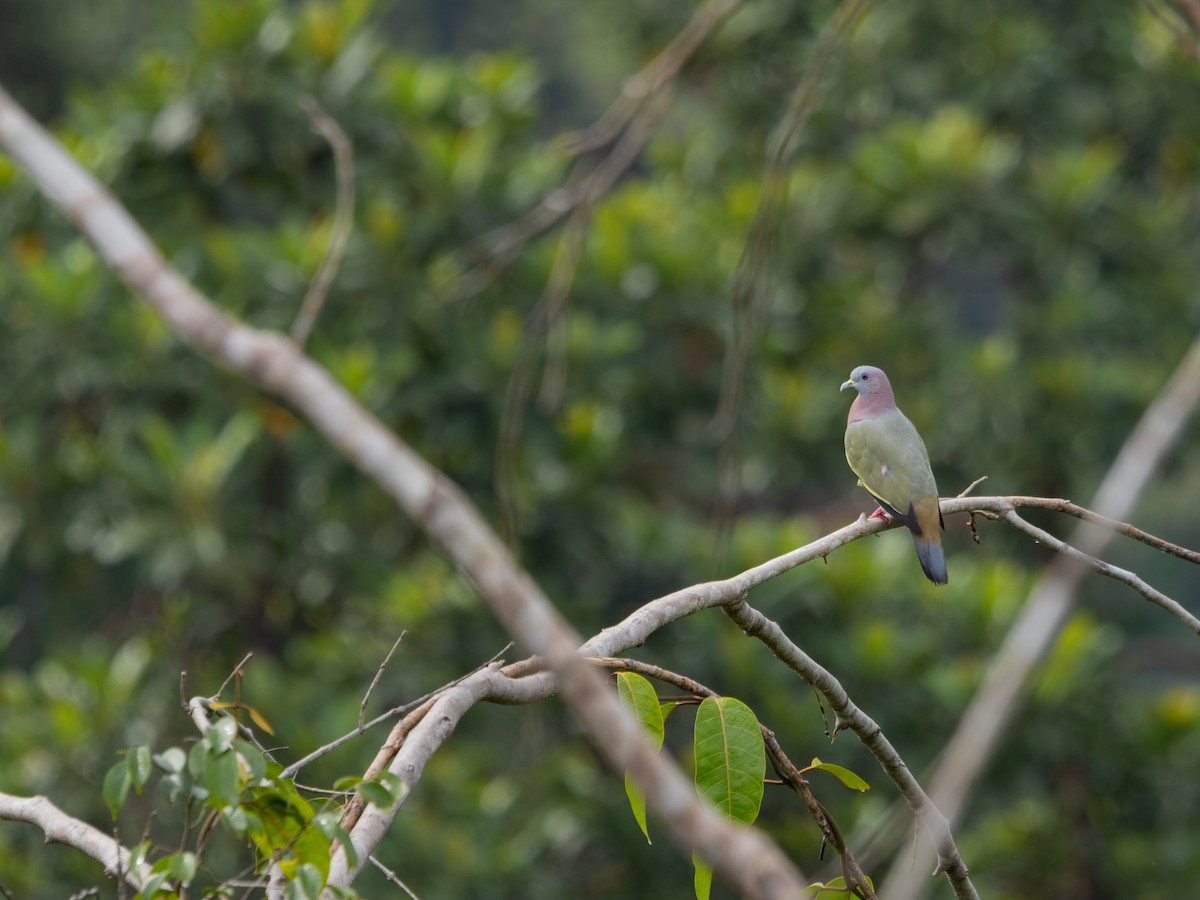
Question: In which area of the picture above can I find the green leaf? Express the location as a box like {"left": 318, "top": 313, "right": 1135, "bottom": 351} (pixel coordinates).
{"left": 153, "top": 747, "right": 187, "bottom": 775}
{"left": 693, "top": 850, "right": 713, "bottom": 900}
{"left": 128, "top": 745, "right": 153, "bottom": 791}
{"left": 376, "top": 771, "right": 410, "bottom": 806}
{"left": 235, "top": 739, "right": 267, "bottom": 783}
{"left": 136, "top": 868, "right": 170, "bottom": 899}
{"left": 223, "top": 804, "right": 249, "bottom": 835}
{"left": 188, "top": 740, "right": 208, "bottom": 784}
{"left": 356, "top": 778, "right": 396, "bottom": 810}
{"left": 244, "top": 782, "right": 327, "bottom": 882}
{"left": 103, "top": 759, "right": 133, "bottom": 818}
{"left": 169, "top": 851, "right": 197, "bottom": 885}
{"left": 205, "top": 717, "right": 237, "bottom": 754}
{"left": 805, "top": 758, "right": 870, "bottom": 792}
{"left": 616, "top": 672, "right": 666, "bottom": 745}
{"left": 285, "top": 862, "right": 323, "bottom": 900}
{"left": 313, "top": 812, "right": 358, "bottom": 871}
{"left": 206, "top": 748, "right": 241, "bottom": 809}
{"left": 616, "top": 672, "right": 665, "bottom": 843}
{"left": 693, "top": 696, "right": 766, "bottom": 826}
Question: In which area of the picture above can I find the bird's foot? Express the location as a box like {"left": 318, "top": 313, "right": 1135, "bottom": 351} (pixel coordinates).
{"left": 868, "top": 507, "right": 892, "bottom": 522}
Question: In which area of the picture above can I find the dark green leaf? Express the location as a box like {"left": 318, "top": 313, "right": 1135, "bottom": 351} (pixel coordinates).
{"left": 693, "top": 696, "right": 766, "bottom": 826}
{"left": 103, "top": 759, "right": 132, "bottom": 819}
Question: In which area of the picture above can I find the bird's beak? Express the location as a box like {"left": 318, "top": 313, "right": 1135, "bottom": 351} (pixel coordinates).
{"left": 840, "top": 378, "right": 855, "bottom": 392}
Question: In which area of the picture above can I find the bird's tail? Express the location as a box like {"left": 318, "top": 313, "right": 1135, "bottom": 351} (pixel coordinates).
{"left": 912, "top": 534, "right": 948, "bottom": 585}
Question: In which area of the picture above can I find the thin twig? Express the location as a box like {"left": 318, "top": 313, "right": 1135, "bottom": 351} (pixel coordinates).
{"left": 1001, "top": 508, "right": 1200, "bottom": 633}
{"left": 368, "top": 855, "right": 422, "bottom": 900}
{"left": 360, "top": 630, "right": 407, "bottom": 728}
{"left": 291, "top": 96, "right": 355, "bottom": 349}
{"left": 956, "top": 476, "right": 988, "bottom": 498}
{"left": 214, "top": 652, "right": 253, "bottom": 700}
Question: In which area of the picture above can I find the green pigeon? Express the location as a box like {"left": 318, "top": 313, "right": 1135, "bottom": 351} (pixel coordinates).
{"left": 841, "top": 365, "right": 947, "bottom": 584}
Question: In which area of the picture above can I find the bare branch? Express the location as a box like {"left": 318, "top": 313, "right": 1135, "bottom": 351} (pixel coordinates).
{"left": 291, "top": 96, "right": 356, "bottom": 349}
{"left": 0, "top": 793, "right": 151, "bottom": 892}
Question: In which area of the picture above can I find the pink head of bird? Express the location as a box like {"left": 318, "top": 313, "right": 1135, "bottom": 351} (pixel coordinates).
{"left": 841, "top": 365, "right": 897, "bottom": 422}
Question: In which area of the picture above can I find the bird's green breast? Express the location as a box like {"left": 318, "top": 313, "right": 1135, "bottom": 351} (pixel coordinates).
{"left": 844, "top": 407, "right": 937, "bottom": 516}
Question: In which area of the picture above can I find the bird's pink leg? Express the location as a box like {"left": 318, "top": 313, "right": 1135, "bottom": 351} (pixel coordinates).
{"left": 868, "top": 506, "right": 892, "bottom": 521}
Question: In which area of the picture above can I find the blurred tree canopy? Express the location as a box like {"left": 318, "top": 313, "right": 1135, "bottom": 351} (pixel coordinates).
{"left": 2, "top": 0, "right": 1200, "bottom": 897}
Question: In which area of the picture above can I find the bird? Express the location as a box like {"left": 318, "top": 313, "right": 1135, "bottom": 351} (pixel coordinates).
{"left": 841, "top": 365, "right": 947, "bottom": 584}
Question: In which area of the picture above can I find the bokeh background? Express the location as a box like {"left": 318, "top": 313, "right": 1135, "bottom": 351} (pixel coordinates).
{"left": 2, "top": 0, "right": 1200, "bottom": 896}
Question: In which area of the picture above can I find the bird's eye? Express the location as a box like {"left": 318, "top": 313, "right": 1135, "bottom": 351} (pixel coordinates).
{"left": 862, "top": 373, "right": 870, "bottom": 381}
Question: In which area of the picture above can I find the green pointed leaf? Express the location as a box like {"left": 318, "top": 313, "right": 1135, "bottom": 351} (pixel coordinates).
{"left": 616, "top": 672, "right": 665, "bottom": 843}
{"left": 128, "top": 745, "right": 153, "bottom": 791}
{"left": 623, "top": 773, "right": 650, "bottom": 844}
{"left": 693, "top": 850, "right": 713, "bottom": 900}
{"left": 693, "top": 696, "right": 766, "bottom": 826}
{"left": 806, "top": 758, "right": 870, "bottom": 792}
{"left": 103, "top": 759, "right": 133, "bottom": 818}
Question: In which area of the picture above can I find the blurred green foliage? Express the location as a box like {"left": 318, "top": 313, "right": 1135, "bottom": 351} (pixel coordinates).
{"left": 2, "top": 0, "right": 1200, "bottom": 897}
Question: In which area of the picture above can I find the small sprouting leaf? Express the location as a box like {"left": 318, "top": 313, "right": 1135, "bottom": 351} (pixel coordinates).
{"left": 128, "top": 745, "right": 153, "bottom": 791}
{"left": 153, "top": 747, "right": 187, "bottom": 775}
{"left": 103, "top": 759, "right": 133, "bottom": 818}
{"left": 805, "top": 874, "right": 873, "bottom": 895}
{"left": 805, "top": 758, "right": 870, "bottom": 792}
{"left": 693, "top": 696, "right": 766, "bottom": 826}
